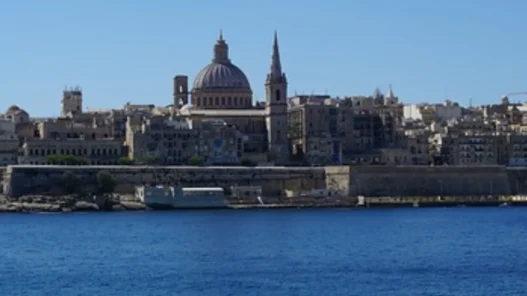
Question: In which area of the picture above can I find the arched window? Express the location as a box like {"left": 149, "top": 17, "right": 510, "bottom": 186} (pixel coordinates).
{"left": 276, "top": 89, "right": 281, "bottom": 102}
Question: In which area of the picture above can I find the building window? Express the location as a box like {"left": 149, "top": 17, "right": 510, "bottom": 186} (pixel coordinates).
{"left": 276, "top": 89, "right": 281, "bottom": 102}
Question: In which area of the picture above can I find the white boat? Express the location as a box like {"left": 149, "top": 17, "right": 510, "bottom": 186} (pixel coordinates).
{"left": 136, "top": 186, "right": 227, "bottom": 209}
{"left": 172, "top": 187, "right": 227, "bottom": 209}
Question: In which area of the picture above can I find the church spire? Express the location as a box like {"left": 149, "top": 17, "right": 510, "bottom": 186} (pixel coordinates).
{"left": 267, "top": 30, "right": 286, "bottom": 84}
{"left": 386, "top": 84, "right": 395, "bottom": 98}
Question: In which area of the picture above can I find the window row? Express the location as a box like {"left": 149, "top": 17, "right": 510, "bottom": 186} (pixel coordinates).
{"left": 27, "top": 148, "right": 121, "bottom": 156}
{"left": 195, "top": 96, "right": 251, "bottom": 107}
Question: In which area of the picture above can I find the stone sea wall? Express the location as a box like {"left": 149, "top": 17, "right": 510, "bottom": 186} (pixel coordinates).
{"left": 326, "top": 165, "right": 527, "bottom": 197}
{"left": 0, "top": 166, "right": 6, "bottom": 194}
{"left": 5, "top": 165, "right": 527, "bottom": 198}
{"left": 3, "top": 165, "right": 326, "bottom": 197}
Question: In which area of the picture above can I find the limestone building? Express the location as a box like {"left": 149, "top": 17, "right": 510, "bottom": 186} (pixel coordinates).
{"left": 18, "top": 139, "right": 123, "bottom": 165}
{"left": 61, "top": 87, "right": 83, "bottom": 117}
{"left": 174, "top": 31, "right": 289, "bottom": 164}
{"left": 125, "top": 116, "right": 199, "bottom": 164}
{"left": 125, "top": 115, "right": 244, "bottom": 165}
{"left": 194, "top": 119, "right": 244, "bottom": 165}
{"left": 0, "top": 118, "right": 19, "bottom": 165}
{"left": 287, "top": 89, "right": 398, "bottom": 165}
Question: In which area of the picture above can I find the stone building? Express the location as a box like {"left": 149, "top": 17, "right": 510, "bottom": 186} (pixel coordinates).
{"left": 125, "top": 116, "right": 198, "bottom": 164}
{"left": 0, "top": 118, "right": 19, "bottom": 165}
{"left": 18, "top": 139, "right": 123, "bottom": 165}
{"left": 3, "top": 105, "right": 30, "bottom": 124}
{"left": 288, "top": 98, "right": 352, "bottom": 164}
{"left": 61, "top": 87, "right": 83, "bottom": 117}
{"left": 403, "top": 100, "right": 463, "bottom": 124}
{"left": 37, "top": 117, "right": 114, "bottom": 140}
{"left": 173, "top": 31, "right": 289, "bottom": 164}
{"left": 506, "top": 134, "right": 527, "bottom": 166}
{"left": 431, "top": 133, "right": 507, "bottom": 165}
{"left": 195, "top": 119, "right": 244, "bottom": 165}
{"left": 125, "top": 114, "right": 245, "bottom": 165}
{"left": 394, "top": 132, "right": 430, "bottom": 165}
{"left": 288, "top": 89, "right": 398, "bottom": 165}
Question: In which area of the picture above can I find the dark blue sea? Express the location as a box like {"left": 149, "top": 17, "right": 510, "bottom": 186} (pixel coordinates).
{"left": 0, "top": 208, "right": 526, "bottom": 296}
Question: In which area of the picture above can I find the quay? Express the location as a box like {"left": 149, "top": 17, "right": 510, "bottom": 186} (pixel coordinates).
{"left": 361, "top": 196, "right": 527, "bottom": 208}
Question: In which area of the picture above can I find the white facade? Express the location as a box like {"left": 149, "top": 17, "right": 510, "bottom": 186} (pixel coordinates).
{"left": 403, "top": 101, "right": 462, "bottom": 122}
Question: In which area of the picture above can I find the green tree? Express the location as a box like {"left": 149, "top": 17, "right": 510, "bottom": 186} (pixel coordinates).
{"left": 96, "top": 170, "right": 116, "bottom": 194}
{"left": 137, "top": 156, "right": 161, "bottom": 165}
{"left": 48, "top": 155, "right": 86, "bottom": 165}
{"left": 240, "top": 158, "right": 256, "bottom": 166}
{"left": 188, "top": 156, "right": 205, "bottom": 166}
{"left": 117, "top": 157, "right": 135, "bottom": 165}
{"left": 62, "top": 171, "right": 81, "bottom": 194}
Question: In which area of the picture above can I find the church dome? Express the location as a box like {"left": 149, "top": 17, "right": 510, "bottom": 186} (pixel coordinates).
{"left": 6, "top": 105, "right": 21, "bottom": 114}
{"left": 192, "top": 31, "right": 251, "bottom": 92}
{"left": 193, "top": 62, "right": 251, "bottom": 91}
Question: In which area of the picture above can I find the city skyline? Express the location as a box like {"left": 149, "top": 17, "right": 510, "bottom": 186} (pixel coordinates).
{"left": 1, "top": 0, "right": 527, "bottom": 116}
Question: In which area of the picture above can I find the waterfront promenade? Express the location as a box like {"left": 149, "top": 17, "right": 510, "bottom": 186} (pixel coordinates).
{"left": 2, "top": 194, "right": 527, "bottom": 213}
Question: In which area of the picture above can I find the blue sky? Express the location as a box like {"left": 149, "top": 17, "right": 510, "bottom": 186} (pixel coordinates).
{"left": 0, "top": 0, "right": 526, "bottom": 116}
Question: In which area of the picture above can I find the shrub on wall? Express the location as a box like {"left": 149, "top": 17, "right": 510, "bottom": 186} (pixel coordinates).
{"left": 117, "top": 157, "right": 135, "bottom": 165}
{"left": 48, "top": 155, "right": 86, "bottom": 165}
{"left": 240, "top": 159, "right": 256, "bottom": 167}
{"left": 137, "top": 156, "right": 162, "bottom": 165}
{"left": 62, "top": 171, "right": 81, "bottom": 194}
{"left": 96, "top": 170, "right": 116, "bottom": 194}
{"left": 188, "top": 156, "right": 205, "bottom": 166}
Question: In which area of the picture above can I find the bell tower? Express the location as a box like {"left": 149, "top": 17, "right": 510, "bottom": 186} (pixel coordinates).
{"left": 173, "top": 75, "right": 189, "bottom": 109}
{"left": 265, "top": 31, "right": 289, "bottom": 164}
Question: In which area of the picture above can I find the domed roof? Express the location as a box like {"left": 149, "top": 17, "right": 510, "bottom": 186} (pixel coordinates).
{"left": 6, "top": 105, "right": 20, "bottom": 114}
{"left": 6, "top": 105, "right": 28, "bottom": 116}
{"left": 193, "top": 62, "right": 251, "bottom": 91}
{"left": 192, "top": 32, "right": 251, "bottom": 92}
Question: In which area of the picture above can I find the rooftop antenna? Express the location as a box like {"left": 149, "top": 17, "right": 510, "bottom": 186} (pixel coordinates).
{"left": 469, "top": 97, "right": 472, "bottom": 108}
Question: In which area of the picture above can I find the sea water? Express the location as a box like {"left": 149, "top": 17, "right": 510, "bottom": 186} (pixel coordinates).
{"left": 0, "top": 208, "right": 526, "bottom": 296}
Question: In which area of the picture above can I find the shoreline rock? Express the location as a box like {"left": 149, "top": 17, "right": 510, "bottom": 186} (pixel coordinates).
{"left": 0, "top": 193, "right": 148, "bottom": 213}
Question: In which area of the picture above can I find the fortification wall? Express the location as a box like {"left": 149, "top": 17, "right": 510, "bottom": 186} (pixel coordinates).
{"left": 3, "top": 165, "right": 326, "bottom": 197}
{"left": 0, "top": 166, "right": 6, "bottom": 194}
{"left": 506, "top": 167, "right": 527, "bottom": 194}
{"left": 7, "top": 165, "right": 527, "bottom": 198}
{"left": 325, "top": 166, "right": 351, "bottom": 196}
{"left": 326, "top": 165, "right": 514, "bottom": 197}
